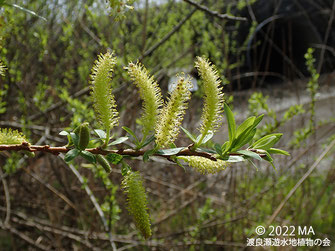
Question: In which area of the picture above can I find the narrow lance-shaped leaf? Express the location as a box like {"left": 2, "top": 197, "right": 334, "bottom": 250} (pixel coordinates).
{"left": 195, "top": 56, "right": 224, "bottom": 145}
{"left": 126, "top": 62, "right": 163, "bottom": 136}
{"left": 224, "top": 103, "right": 236, "bottom": 145}
{"left": 155, "top": 75, "right": 192, "bottom": 148}
{"left": 90, "top": 51, "right": 119, "bottom": 138}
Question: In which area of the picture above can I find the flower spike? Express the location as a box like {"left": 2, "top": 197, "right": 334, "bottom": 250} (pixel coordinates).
{"left": 122, "top": 171, "right": 152, "bottom": 239}
{"left": 195, "top": 57, "right": 224, "bottom": 144}
{"left": 90, "top": 51, "right": 119, "bottom": 135}
{"left": 126, "top": 62, "right": 163, "bottom": 136}
{"left": 0, "top": 128, "right": 29, "bottom": 145}
{"left": 178, "top": 156, "right": 229, "bottom": 174}
{"left": 155, "top": 75, "right": 192, "bottom": 148}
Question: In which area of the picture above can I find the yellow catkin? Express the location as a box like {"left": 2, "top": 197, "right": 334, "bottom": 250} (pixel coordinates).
{"left": 90, "top": 51, "right": 119, "bottom": 131}
{"left": 126, "top": 62, "right": 163, "bottom": 135}
{"left": 195, "top": 57, "right": 224, "bottom": 137}
{"left": 178, "top": 156, "right": 229, "bottom": 174}
{"left": 155, "top": 75, "right": 192, "bottom": 148}
{"left": 0, "top": 128, "right": 28, "bottom": 145}
{"left": 122, "top": 171, "right": 152, "bottom": 239}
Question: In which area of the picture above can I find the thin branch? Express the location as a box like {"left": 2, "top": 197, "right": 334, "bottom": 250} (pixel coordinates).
{"left": 183, "top": 0, "right": 247, "bottom": 21}
{"left": 140, "top": 7, "right": 197, "bottom": 59}
{"left": 22, "top": 167, "right": 77, "bottom": 210}
{"left": 0, "top": 143, "right": 266, "bottom": 160}
{"left": 11, "top": 216, "right": 101, "bottom": 251}
{"left": 0, "top": 167, "right": 10, "bottom": 226}
{"left": 0, "top": 221, "right": 50, "bottom": 250}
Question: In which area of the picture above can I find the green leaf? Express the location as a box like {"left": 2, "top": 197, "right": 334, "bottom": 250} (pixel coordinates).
{"left": 263, "top": 151, "right": 276, "bottom": 170}
{"left": 236, "top": 150, "right": 262, "bottom": 161}
{"left": 157, "top": 147, "right": 184, "bottom": 156}
{"left": 267, "top": 148, "right": 290, "bottom": 156}
{"left": 221, "top": 141, "right": 229, "bottom": 154}
{"left": 253, "top": 114, "right": 264, "bottom": 127}
{"left": 105, "top": 153, "right": 123, "bottom": 164}
{"left": 198, "top": 147, "right": 216, "bottom": 154}
{"left": 196, "top": 130, "right": 214, "bottom": 145}
{"left": 109, "top": 137, "right": 128, "bottom": 146}
{"left": 80, "top": 151, "right": 96, "bottom": 163}
{"left": 94, "top": 129, "right": 106, "bottom": 139}
{"left": 226, "top": 155, "right": 245, "bottom": 162}
{"left": 59, "top": 130, "right": 69, "bottom": 136}
{"left": 214, "top": 143, "right": 222, "bottom": 156}
{"left": 122, "top": 126, "right": 139, "bottom": 143}
{"left": 70, "top": 133, "right": 79, "bottom": 149}
{"left": 252, "top": 133, "right": 282, "bottom": 150}
{"left": 64, "top": 149, "right": 80, "bottom": 162}
{"left": 143, "top": 149, "right": 156, "bottom": 162}
{"left": 180, "top": 126, "right": 196, "bottom": 142}
{"left": 140, "top": 135, "right": 155, "bottom": 148}
{"left": 230, "top": 128, "right": 257, "bottom": 152}
{"left": 224, "top": 103, "right": 236, "bottom": 143}
{"left": 236, "top": 116, "right": 255, "bottom": 137}
{"left": 247, "top": 159, "right": 258, "bottom": 171}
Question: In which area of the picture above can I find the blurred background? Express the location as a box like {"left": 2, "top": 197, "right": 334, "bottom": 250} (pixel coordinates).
{"left": 0, "top": 0, "right": 334, "bottom": 250}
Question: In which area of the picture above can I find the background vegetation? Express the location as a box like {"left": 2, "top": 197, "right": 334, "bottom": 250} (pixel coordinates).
{"left": 0, "top": 0, "right": 334, "bottom": 250}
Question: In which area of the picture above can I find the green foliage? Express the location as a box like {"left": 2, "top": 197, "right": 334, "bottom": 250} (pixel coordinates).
{"left": 248, "top": 92, "right": 305, "bottom": 138}
{"left": 290, "top": 48, "right": 320, "bottom": 147}
{"left": 106, "top": 0, "right": 135, "bottom": 20}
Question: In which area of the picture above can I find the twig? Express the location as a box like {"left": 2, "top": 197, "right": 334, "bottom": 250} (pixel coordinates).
{"left": 267, "top": 138, "right": 335, "bottom": 225}
{"left": 0, "top": 221, "right": 50, "bottom": 250}
{"left": 11, "top": 216, "right": 101, "bottom": 251}
{"left": 0, "top": 143, "right": 266, "bottom": 160}
{"left": 22, "top": 167, "right": 77, "bottom": 210}
{"left": 183, "top": 0, "right": 247, "bottom": 21}
{"left": 140, "top": 7, "right": 197, "bottom": 59}
{"left": 0, "top": 167, "right": 10, "bottom": 226}
{"left": 59, "top": 154, "right": 118, "bottom": 251}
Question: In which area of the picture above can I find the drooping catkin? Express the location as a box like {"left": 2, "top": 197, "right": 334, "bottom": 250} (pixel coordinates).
{"left": 121, "top": 171, "right": 152, "bottom": 239}
{"left": 178, "top": 156, "right": 229, "bottom": 174}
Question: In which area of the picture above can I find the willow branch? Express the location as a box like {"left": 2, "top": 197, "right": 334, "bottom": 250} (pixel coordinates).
{"left": 182, "top": 0, "right": 247, "bottom": 21}
{"left": 0, "top": 143, "right": 266, "bottom": 160}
